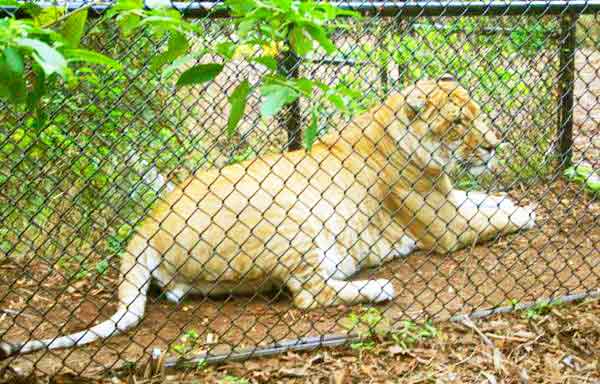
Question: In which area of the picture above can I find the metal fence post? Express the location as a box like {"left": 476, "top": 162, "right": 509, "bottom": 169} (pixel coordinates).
{"left": 557, "top": 13, "right": 578, "bottom": 169}
{"left": 379, "top": 58, "right": 389, "bottom": 98}
{"left": 277, "top": 48, "right": 303, "bottom": 151}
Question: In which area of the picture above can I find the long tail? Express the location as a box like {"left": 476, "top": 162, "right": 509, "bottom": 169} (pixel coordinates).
{"left": 0, "top": 236, "right": 153, "bottom": 360}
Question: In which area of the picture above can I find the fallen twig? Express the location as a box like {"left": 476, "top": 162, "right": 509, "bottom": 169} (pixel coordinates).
{"left": 0, "top": 308, "right": 37, "bottom": 319}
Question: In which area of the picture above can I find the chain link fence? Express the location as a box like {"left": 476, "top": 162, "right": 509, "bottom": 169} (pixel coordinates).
{"left": 0, "top": 0, "right": 598, "bottom": 379}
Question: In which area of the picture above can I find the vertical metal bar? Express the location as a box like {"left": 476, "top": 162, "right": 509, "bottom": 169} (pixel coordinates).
{"left": 557, "top": 13, "right": 577, "bottom": 169}
{"left": 379, "top": 61, "right": 389, "bottom": 98}
{"left": 277, "top": 49, "right": 303, "bottom": 151}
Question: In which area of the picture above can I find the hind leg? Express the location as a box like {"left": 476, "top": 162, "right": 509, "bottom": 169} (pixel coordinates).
{"left": 164, "top": 283, "right": 193, "bottom": 304}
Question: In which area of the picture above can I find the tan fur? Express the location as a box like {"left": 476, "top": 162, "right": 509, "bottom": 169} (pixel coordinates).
{"left": 0, "top": 78, "right": 535, "bottom": 358}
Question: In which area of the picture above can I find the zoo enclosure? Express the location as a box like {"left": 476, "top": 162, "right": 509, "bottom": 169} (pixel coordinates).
{"left": 0, "top": 0, "right": 599, "bottom": 378}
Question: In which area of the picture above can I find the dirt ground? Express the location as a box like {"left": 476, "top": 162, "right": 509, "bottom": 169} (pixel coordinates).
{"left": 1, "top": 298, "right": 598, "bottom": 383}
{"left": 0, "top": 177, "right": 597, "bottom": 378}
{"left": 0, "top": 50, "right": 598, "bottom": 379}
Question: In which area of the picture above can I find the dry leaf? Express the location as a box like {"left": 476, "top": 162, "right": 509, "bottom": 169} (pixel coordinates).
{"left": 309, "top": 354, "right": 324, "bottom": 365}
{"left": 330, "top": 368, "right": 347, "bottom": 384}
{"left": 279, "top": 366, "right": 308, "bottom": 377}
{"left": 543, "top": 353, "right": 563, "bottom": 380}
{"left": 513, "top": 331, "right": 535, "bottom": 339}
{"left": 388, "top": 345, "right": 406, "bottom": 356}
{"left": 206, "top": 333, "right": 218, "bottom": 344}
{"left": 244, "top": 360, "right": 262, "bottom": 371}
{"left": 492, "top": 348, "right": 505, "bottom": 373}
{"left": 482, "top": 372, "right": 497, "bottom": 384}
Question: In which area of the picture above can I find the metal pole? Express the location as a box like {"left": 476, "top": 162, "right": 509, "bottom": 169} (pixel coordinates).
{"left": 277, "top": 49, "right": 303, "bottom": 151}
{"left": 557, "top": 13, "right": 577, "bottom": 169}
{"left": 7, "top": 1, "right": 600, "bottom": 18}
{"left": 379, "top": 58, "right": 389, "bottom": 98}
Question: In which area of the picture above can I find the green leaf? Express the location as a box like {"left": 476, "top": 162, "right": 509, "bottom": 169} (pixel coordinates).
{"left": 306, "top": 25, "right": 336, "bottom": 54}
{"left": 588, "top": 178, "right": 600, "bottom": 192}
{"left": 0, "top": 56, "right": 26, "bottom": 104}
{"left": 106, "top": 0, "right": 143, "bottom": 17}
{"left": 574, "top": 164, "right": 593, "bottom": 178}
{"left": 176, "top": 63, "right": 224, "bottom": 87}
{"left": 151, "top": 32, "right": 189, "bottom": 70}
{"left": 260, "top": 84, "right": 299, "bottom": 118}
{"left": 304, "top": 109, "right": 319, "bottom": 151}
{"left": 116, "top": 14, "right": 142, "bottom": 36}
{"left": 33, "top": 109, "right": 48, "bottom": 131}
{"left": 290, "top": 26, "right": 312, "bottom": 56}
{"left": 252, "top": 56, "right": 278, "bottom": 71}
{"left": 60, "top": 8, "right": 89, "bottom": 48}
{"left": 33, "top": 5, "right": 64, "bottom": 27}
{"left": 63, "top": 49, "right": 123, "bottom": 69}
{"left": 215, "top": 41, "right": 237, "bottom": 60}
{"left": 17, "top": 38, "right": 67, "bottom": 77}
{"left": 332, "top": 7, "right": 361, "bottom": 18}
{"left": 227, "top": 80, "right": 251, "bottom": 136}
{"left": 294, "top": 78, "right": 313, "bottom": 94}
{"left": 161, "top": 51, "right": 205, "bottom": 78}
{"left": 139, "top": 15, "right": 185, "bottom": 33}
{"left": 225, "top": 0, "right": 257, "bottom": 16}
{"left": 327, "top": 93, "right": 345, "bottom": 110}
{"left": 0, "top": 77, "right": 26, "bottom": 104}
{"left": 3, "top": 47, "right": 24, "bottom": 74}
{"left": 95, "top": 259, "right": 109, "bottom": 274}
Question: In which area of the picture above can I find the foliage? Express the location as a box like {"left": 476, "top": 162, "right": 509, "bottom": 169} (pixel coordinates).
{"left": 390, "top": 320, "right": 438, "bottom": 351}
{"left": 523, "top": 300, "right": 559, "bottom": 319}
{"left": 0, "top": 20, "right": 189, "bottom": 264}
{"left": 106, "top": 0, "right": 361, "bottom": 150}
{"left": 1, "top": 0, "right": 361, "bottom": 160}
{"left": 0, "top": 0, "right": 358, "bottom": 265}
{"left": 171, "top": 329, "right": 201, "bottom": 357}
{"left": 0, "top": 3, "right": 120, "bottom": 129}
{"left": 340, "top": 308, "right": 438, "bottom": 352}
{"left": 564, "top": 164, "right": 600, "bottom": 196}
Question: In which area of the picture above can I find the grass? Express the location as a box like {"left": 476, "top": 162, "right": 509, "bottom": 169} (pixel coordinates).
{"left": 564, "top": 164, "right": 600, "bottom": 197}
{"left": 340, "top": 307, "right": 440, "bottom": 353}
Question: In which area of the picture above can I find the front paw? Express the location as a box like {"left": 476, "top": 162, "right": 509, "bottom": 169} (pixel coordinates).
{"left": 372, "top": 279, "right": 397, "bottom": 302}
{"left": 396, "top": 235, "right": 417, "bottom": 257}
{"left": 510, "top": 203, "right": 537, "bottom": 230}
{"left": 521, "top": 204, "right": 537, "bottom": 229}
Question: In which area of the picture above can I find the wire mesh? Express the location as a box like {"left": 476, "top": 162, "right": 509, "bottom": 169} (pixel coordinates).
{"left": 0, "top": 0, "right": 598, "bottom": 379}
